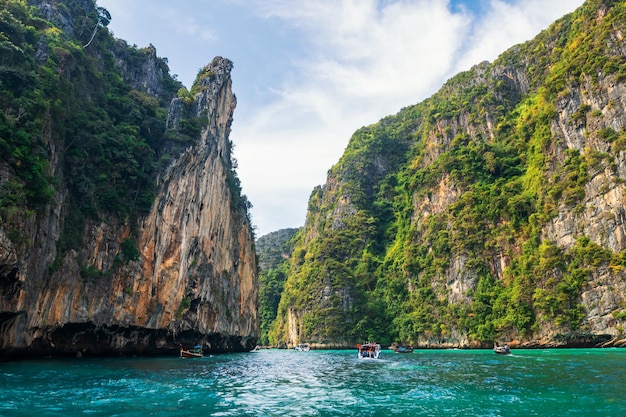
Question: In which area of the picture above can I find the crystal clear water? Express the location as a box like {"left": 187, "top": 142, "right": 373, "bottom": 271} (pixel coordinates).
{"left": 1, "top": 348, "right": 624, "bottom": 416}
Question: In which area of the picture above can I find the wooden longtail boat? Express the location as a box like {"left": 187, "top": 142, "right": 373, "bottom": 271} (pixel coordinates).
{"left": 180, "top": 344, "right": 203, "bottom": 358}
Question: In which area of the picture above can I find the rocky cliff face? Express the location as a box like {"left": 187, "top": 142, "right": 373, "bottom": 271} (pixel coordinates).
{"left": 133, "top": 57, "right": 258, "bottom": 349}
{"left": 404, "top": 67, "right": 626, "bottom": 347}
{"left": 275, "top": 0, "right": 626, "bottom": 349}
{"left": 0, "top": 2, "right": 257, "bottom": 358}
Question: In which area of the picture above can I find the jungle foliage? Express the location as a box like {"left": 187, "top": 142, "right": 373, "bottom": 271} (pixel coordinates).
{"left": 256, "top": 228, "right": 300, "bottom": 345}
{"left": 0, "top": 1, "right": 249, "bottom": 259}
{"left": 268, "top": 0, "right": 626, "bottom": 347}
{"left": 1, "top": 0, "right": 176, "bottom": 221}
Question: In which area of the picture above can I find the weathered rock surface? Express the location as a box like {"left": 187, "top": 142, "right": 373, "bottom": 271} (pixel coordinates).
{"left": 0, "top": 34, "right": 258, "bottom": 358}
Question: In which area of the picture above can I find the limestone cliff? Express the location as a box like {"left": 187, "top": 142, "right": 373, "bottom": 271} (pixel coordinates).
{"left": 0, "top": 1, "right": 257, "bottom": 358}
{"left": 272, "top": 0, "right": 626, "bottom": 349}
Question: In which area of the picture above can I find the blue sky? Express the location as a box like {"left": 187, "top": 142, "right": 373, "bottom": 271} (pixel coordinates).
{"left": 97, "top": 0, "right": 584, "bottom": 237}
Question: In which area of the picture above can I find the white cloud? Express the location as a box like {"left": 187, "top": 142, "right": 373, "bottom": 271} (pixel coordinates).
{"left": 162, "top": 7, "right": 217, "bottom": 42}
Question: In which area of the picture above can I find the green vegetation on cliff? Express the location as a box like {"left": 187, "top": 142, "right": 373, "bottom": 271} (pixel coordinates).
{"left": 269, "top": 0, "right": 626, "bottom": 347}
{"left": 0, "top": 0, "right": 251, "bottom": 261}
{"left": 256, "top": 228, "right": 300, "bottom": 345}
{"left": 1, "top": 0, "right": 176, "bottom": 221}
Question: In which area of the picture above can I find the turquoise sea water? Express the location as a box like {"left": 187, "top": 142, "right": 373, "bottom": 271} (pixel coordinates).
{"left": 1, "top": 348, "right": 624, "bottom": 416}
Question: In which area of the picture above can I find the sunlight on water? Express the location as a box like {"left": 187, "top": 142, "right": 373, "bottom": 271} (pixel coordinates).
{"left": 1, "top": 348, "right": 625, "bottom": 416}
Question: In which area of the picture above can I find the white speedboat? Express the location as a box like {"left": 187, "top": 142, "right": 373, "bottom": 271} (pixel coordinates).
{"left": 493, "top": 343, "right": 510, "bottom": 354}
{"left": 294, "top": 343, "right": 310, "bottom": 351}
{"left": 357, "top": 342, "right": 381, "bottom": 359}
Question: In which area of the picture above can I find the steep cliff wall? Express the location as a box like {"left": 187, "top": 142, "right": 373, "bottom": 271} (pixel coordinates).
{"left": 273, "top": 0, "right": 626, "bottom": 349}
{"left": 133, "top": 57, "right": 258, "bottom": 348}
{"left": 0, "top": 1, "right": 257, "bottom": 358}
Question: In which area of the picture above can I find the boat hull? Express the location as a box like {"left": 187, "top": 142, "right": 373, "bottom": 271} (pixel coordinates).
{"left": 179, "top": 344, "right": 204, "bottom": 358}
{"left": 180, "top": 350, "right": 203, "bottom": 358}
